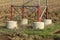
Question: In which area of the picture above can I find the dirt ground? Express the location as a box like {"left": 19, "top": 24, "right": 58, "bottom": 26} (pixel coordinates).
{"left": 0, "top": 33, "right": 55, "bottom": 40}
{"left": 0, "top": 0, "right": 60, "bottom": 40}
{"left": 0, "top": 32, "right": 60, "bottom": 40}
{"left": 0, "top": 0, "right": 60, "bottom": 24}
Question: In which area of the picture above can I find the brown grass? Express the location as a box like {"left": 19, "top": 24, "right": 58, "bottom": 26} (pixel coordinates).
{"left": 0, "top": 0, "right": 60, "bottom": 26}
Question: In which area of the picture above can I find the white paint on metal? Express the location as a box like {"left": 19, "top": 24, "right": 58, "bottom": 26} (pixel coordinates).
{"left": 22, "top": 0, "right": 24, "bottom": 5}
{"left": 38, "top": 0, "right": 40, "bottom": 5}
{"left": 29, "top": 0, "right": 32, "bottom": 2}
{"left": 40, "top": 6, "right": 46, "bottom": 19}
{"left": 46, "top": 0, "right": 48, "bottom": 6}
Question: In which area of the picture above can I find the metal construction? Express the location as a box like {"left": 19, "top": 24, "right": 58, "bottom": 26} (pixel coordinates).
{"left": 9, "top": 0, "right": 48, "bottom": 22}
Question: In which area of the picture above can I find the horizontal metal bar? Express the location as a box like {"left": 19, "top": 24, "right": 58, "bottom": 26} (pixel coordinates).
{"left": 12, "top": 5, "right": 38, "bottom": 7}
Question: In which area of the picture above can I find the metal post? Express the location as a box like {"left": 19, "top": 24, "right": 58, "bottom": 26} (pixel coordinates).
{"left": 21, "top": 0, "right": 24, "bottom": 19}
{"left": 10, "top": 0, "right": 13, "bottom": 20}
{"left": 21, "top": 7, "right": 24, "bottom": 19}
{"left": 10, "top": 5, "right": 13, "bottom": 20}
{"left": 29, "top": 0, "right": 32, "bottom": 2}
{"left": 46, "top": 0, "right": 48, "bottom": 19}
{"left": 37, "top": 0, "right": 40, "bottom": 22}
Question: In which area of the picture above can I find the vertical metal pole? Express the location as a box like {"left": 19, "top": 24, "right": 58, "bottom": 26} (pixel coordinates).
{"left": 21, "top": 7, "right": 24, "bottom": 19}
{"left": 10, "top": 5, "right": 13, "bottom": 20}
{"left": 37, "top": 0, "right": 40, "bottom": 22}
{"left": 29, "top": 0, "right": 32, "bottom": 2}
{"left": 46, "top": 0, "right": 48, "bottom": 19}
{"left": 21, "top": 0, "right": 24, "bottom": 19}
{"left": 10, "top": 0, "right": 13, "bottom": 20}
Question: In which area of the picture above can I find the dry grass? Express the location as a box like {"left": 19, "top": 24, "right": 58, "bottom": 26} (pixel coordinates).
{"left": 0, "top": 0, "right": 60, "bottom": 26}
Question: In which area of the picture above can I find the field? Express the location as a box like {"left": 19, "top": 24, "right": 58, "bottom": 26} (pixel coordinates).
{"left": 0, "top": 0, "right": 60, "bottom": 40}
{"left": 0, "top": 23, "right": 60, "bottom": 40}
{"left": 0, "top": 0, "right": 60, "bottom": 24}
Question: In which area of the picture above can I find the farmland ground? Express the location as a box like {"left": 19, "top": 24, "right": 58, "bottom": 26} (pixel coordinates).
{"left": 0, "top": 0, "right": 60, "bottom": 40}
{"left": 0, "top": 0, "right": 60, "bottom": 24}
{"left": 0, "top": 23, "right": 60, "bottom": 40}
